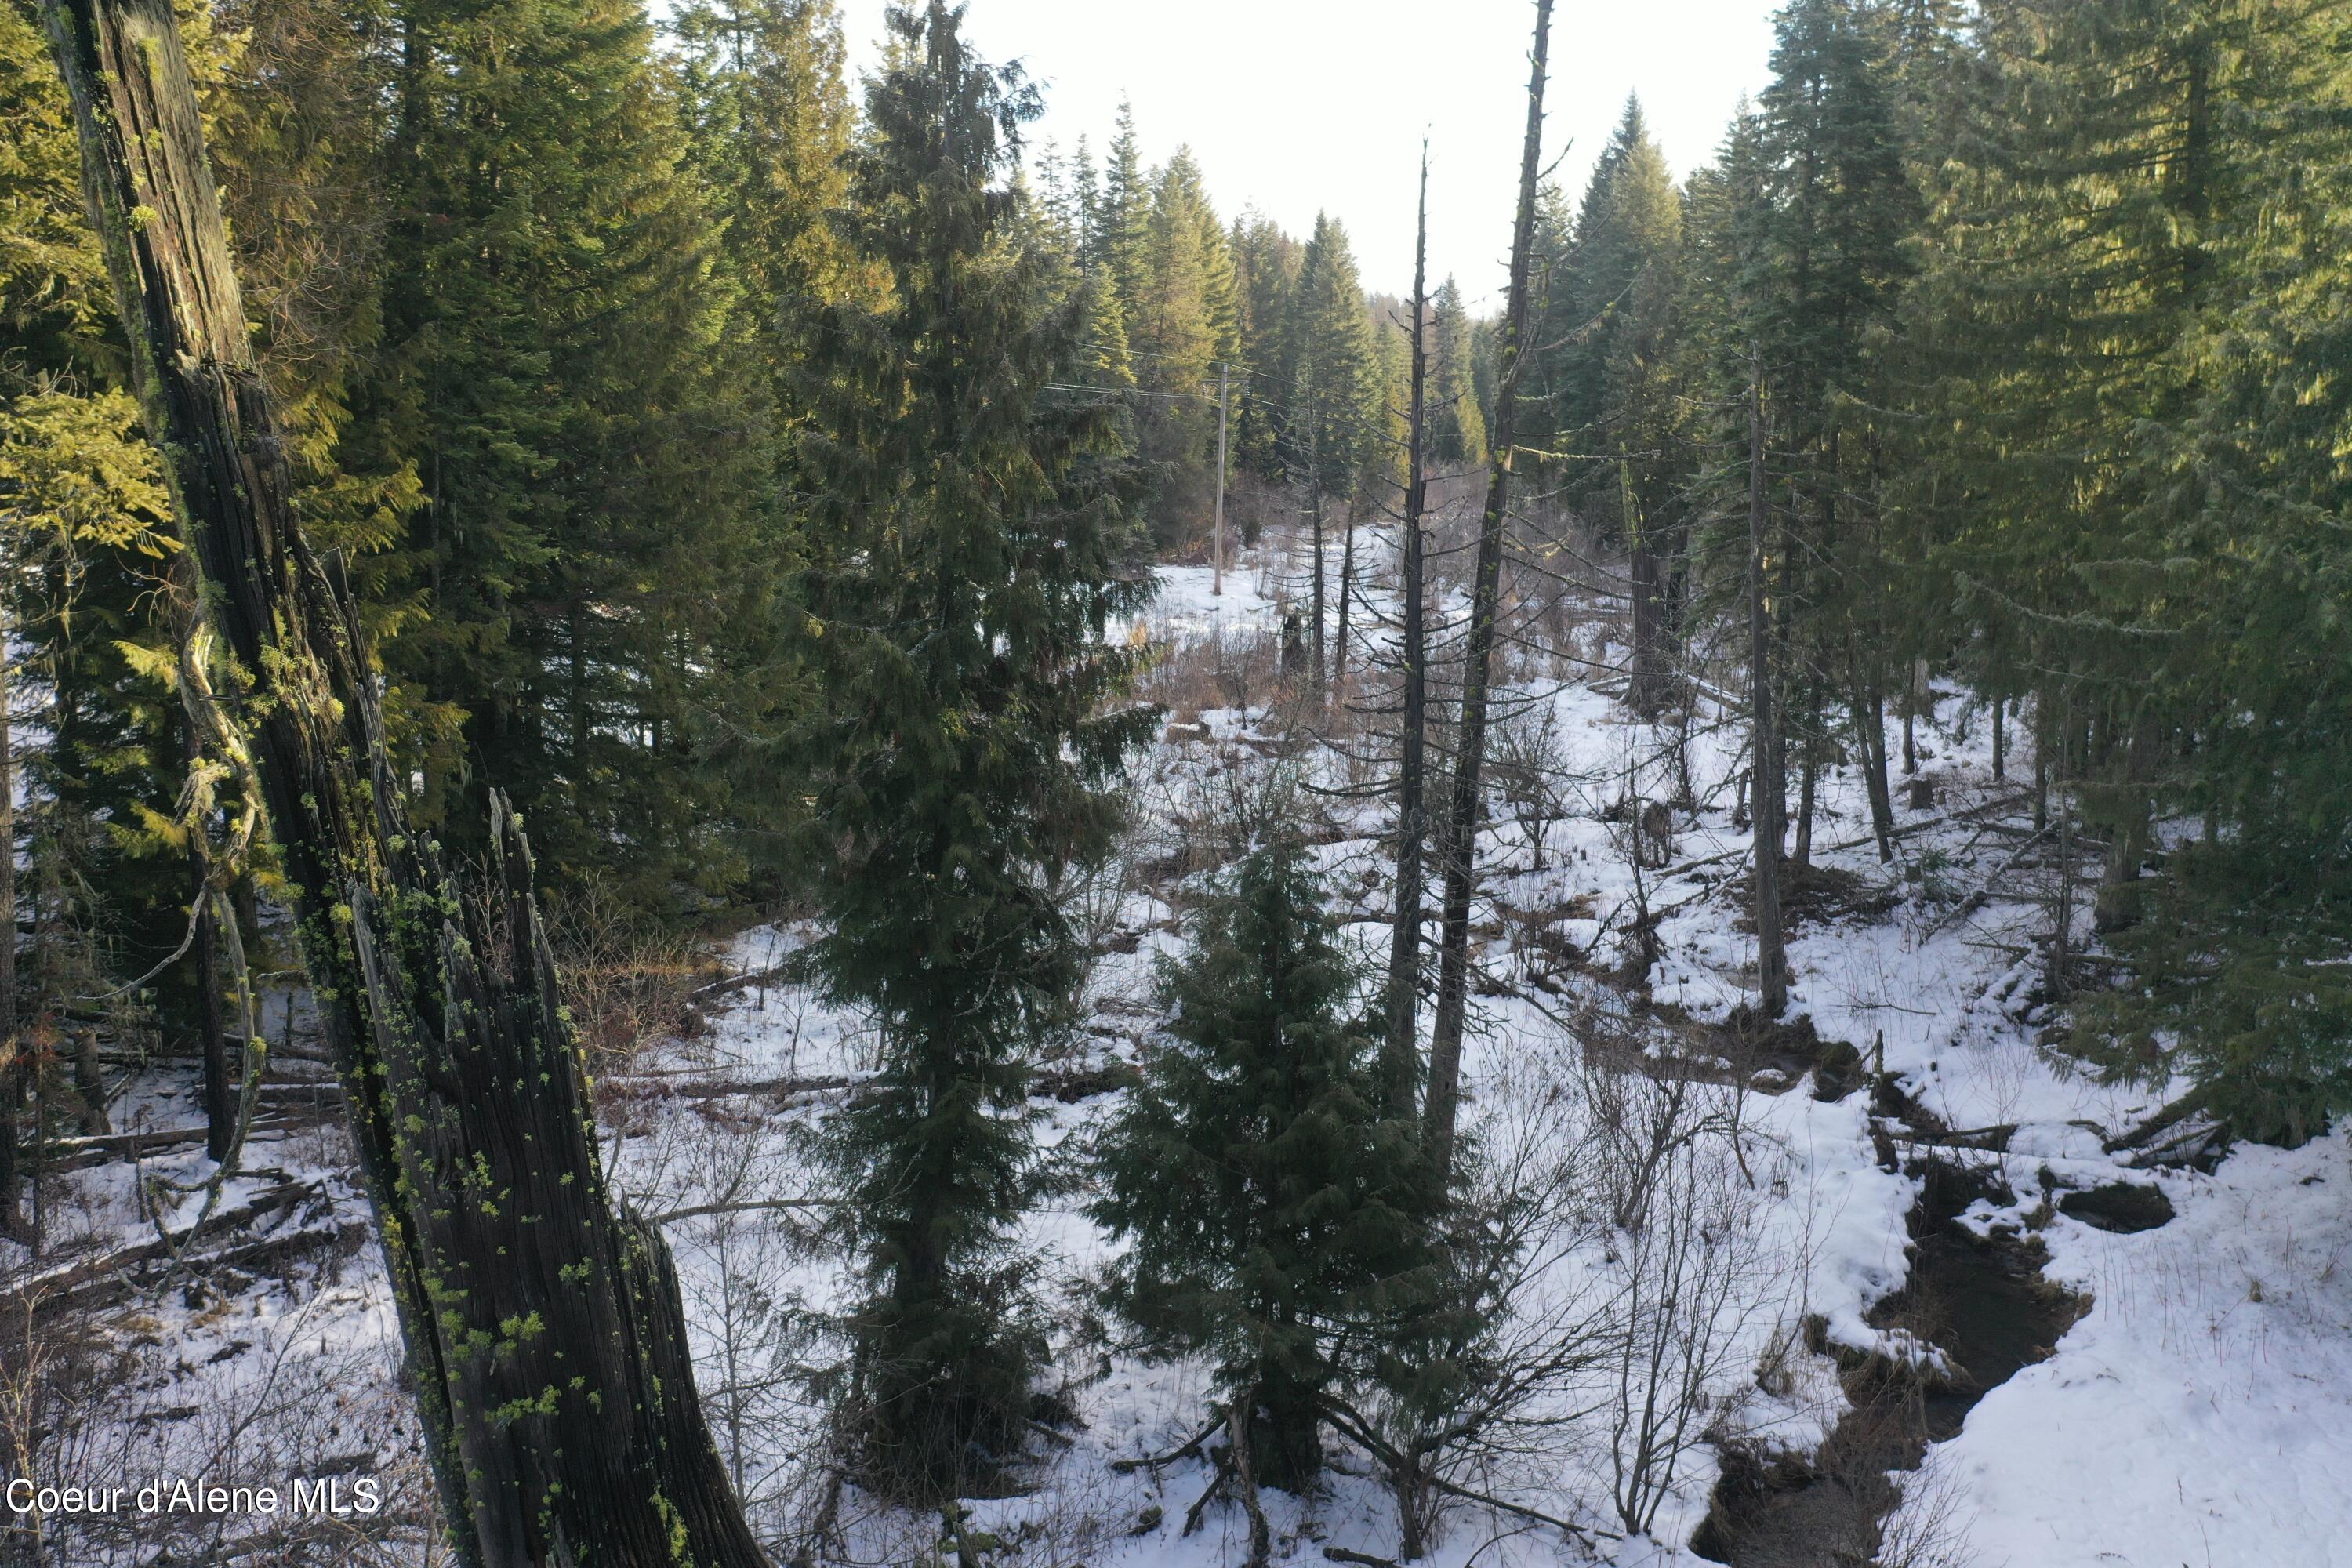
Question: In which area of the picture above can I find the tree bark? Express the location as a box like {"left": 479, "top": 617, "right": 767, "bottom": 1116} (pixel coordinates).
{"left": 182, "top": 687, "right": 233, "bottom": 1163}
{"left": 42, "top": 4, "right": 764, "bottom": 1563}
{"left": 1748, "top": 355, "right": 1786, "bottom": 1017}
{"left": 1991, "top": 693, "right": 2005, "bottom": 782}
{"left": 1426, "top": 0, "right": 1552, "bottom": 1181}
{"left": 1626, "top": 452, "right": 1668, "bottom": 717}
{"left": 0, "top": 612, "right": 18, "bottom": 1232}
{"left": 1793, "top": 735, "right": 1817, "bottom": 868}
{"left": 1901, "top": 670, "right": 1919, "bottom": 775}
{"left": 1854, "top": 680, "right": 1896, "bottom": 864}
{"left": 2093, "top": 708, "right": 2156, "bottom": 931}
{"left": 1385, "top": 148, "right": 1432, "bottom": 1110}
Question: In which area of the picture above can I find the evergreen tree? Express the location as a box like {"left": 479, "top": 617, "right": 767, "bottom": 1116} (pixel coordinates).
{"left": 1094, "top": 815, "right": 1425, "bottom": 1492}
{"left": 1752, "top": 0, "right": 1920, "bottom": 855}
{"left": 668, "top": 0, "right": 855, "bottom": 896}
{"left": 368, "top": 0, "right": 764, "bottom": 913}
{"left": 205, "top": 0, "right": 419, "bottom": 579}
{"left": 0, "top": 0, "right": 187, "bottom": 1162}
{"left": 1286, "top": 212, "right": 1382, "bottom": 684}
{"left": 1544, "top": 98, "right": 1650, "bottom": 469}
{"left": 1229, "top": 209, "right": 1303, "bottom": 480}
{"left": 1522, "top": 180, "right": 1578, "bottom": 453}
{"left": 1905, "top": 0, "right": 2352, "bottom": 1135}
{"left": 671, "top": 0, "right": 855, "bottom": 356}
{"left": 1129, "top": 147, "right": 1240, "bottom": 546}
{"left": 1568, "top": 100, "right": 1693, "bottom": 710}
{"left": 1098, "top": 96, "right": 1149, "bottom": 328}
{"left": 794, "top": 0, "right": 1154, "bottom": 1494}
{"left": 1428, "top": 276, "right": 1486, "bottom": 466}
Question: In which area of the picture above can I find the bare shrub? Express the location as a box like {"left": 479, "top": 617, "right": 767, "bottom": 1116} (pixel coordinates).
{"left": 1139, "top": 626, "right": 1283, "bottom": 721}
{"left": 1591, "top": 1063, "right": 1793, "bottom": 1539}
{"left": 1874, "top": 1458, "right": 1978, "bottom": 1568}
{"left": 1324, "top": 1040, "right": 1620, "bottom": 1561}
{"left": 1489, "top": 705, "right": 1569, "bottom": 873}
{"left": 546, "top": 873, "right": 719, "bottom": 1072}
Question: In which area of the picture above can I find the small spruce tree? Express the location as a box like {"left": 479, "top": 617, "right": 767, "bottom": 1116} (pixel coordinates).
{"left": 1094, "top": 804, "right": 1425, "bottom": 1493}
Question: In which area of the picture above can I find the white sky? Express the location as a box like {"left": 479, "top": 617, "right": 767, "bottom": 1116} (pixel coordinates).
{"left": 839, "top": 1, "right": 1783, "bottom": 303}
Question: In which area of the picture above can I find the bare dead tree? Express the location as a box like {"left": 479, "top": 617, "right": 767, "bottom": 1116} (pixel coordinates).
{"left": 1385, "top": 143, "right": 1433, "bottom": 1107}
{"left": 1426, "top": 0, "right": 1553, "bottom": 1181}
{"left": 39, "top": 2, "right": 766, "bottom": 1562}
{"left": 1749, "top": 351, "right": 1788, "bottom": 1016}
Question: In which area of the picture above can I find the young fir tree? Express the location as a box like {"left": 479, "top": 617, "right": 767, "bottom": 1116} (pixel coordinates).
{"left": 795, "top": 0, "right": 1154, "bottom": 1496}
{"left": 1094, "top": 813, "right": 1425, "bottom": 1492}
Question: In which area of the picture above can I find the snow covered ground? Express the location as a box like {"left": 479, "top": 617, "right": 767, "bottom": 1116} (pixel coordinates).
{"left": 9, "top": 528, "right": 2347, "bottom": 1566}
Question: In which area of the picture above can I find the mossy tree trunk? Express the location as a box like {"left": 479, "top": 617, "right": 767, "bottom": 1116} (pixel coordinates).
{"left": 40, "top": 2, "right": 766, "bottom": 1563}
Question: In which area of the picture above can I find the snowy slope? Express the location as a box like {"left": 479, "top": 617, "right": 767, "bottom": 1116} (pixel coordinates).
{"left": 11, "top": 528, "right": 2346, "bottom": 1568}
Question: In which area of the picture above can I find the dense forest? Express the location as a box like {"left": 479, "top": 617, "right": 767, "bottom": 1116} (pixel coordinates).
{"left": 1, "top": 0, "right": 2347, "bottom": 1564}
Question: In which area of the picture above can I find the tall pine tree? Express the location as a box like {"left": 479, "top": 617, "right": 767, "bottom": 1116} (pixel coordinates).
{"left": 794, "top": 0, "right": 1154, "bottom": 1494}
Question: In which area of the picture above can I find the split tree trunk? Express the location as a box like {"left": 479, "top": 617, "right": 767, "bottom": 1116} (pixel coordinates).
{"left": 42, "top": 3, "right": 764, "bottom": 1563}
{"left": 0, "top": 613, "right": 17, "bottom": 1232}
{"left": 1384, "top": 148, "right": 1432, "bottom": 1109}
{"left": 1425, "top": 0, "right": 1552, "bottom": 1181}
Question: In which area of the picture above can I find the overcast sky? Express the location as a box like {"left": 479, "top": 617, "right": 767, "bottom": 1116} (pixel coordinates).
{"left": 838, "top": 1, "right": 1782, "bottom": 303}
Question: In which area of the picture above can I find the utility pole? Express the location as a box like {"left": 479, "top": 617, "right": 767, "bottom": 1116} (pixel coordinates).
{"left": 1214, "top": 361, "right": 1230, "bottom": 596}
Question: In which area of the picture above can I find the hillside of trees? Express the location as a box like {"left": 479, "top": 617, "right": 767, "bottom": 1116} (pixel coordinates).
{"left": 2, "top": 0, "right": 2348, "bottom": 1564}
